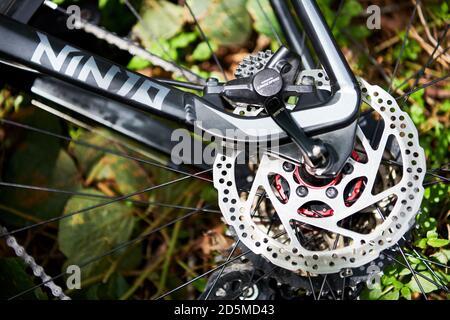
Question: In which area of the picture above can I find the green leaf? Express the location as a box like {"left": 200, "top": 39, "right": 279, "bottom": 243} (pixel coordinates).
{"left": 79, "top": 274, "right": 130, "bottom": 300}
{"left": 359, "top": 288, "right": 383, "bottom": 300}
{"left": 170, "top": 32, "right": 197, "bottom": 49}
{"left": 427, "top": 238, "right": 450, "bottom": 248}
{"left": 392, "top": 279, "right": 404, "bottom": 290}
{"left": 380, "top": 289, "right": 400, "bottom": 300}
{"left": 0, "top": 109, "right": 81, "bottom": 226}
{"left": 192, "top": 42, "right": 217, "bottom": 61}
{"left": 247, "top": 0, "right": 281, "bottom": 39}
{"left": 187, "top": 0, "right": 252, "bottom": 46}
{"left": 133, "top": 0, "right": 184, "bottom": 47}
{"left": 69, "top": 131, "right": 109, "bottom": 174}
{"left": 401, "top": 287, "right": 412, "bottom": 300}
{"left": 58, "top": 189, "right": 136, "bottom": 278}
{"left": 0, "top": 258, "right": 47, "bottom": 300}
{"left": 399, "top": 267, "right": 412, "bottom": 276}
{"left": 415, "top": 238, "right": 428, "bottom": 249}
{"left": 406, "top": 271, "right": 439, "bottom": 293}
{"left": 426, "top": 230, "right": 439, "bottom": 239}
{"left": 430, "top": 251, "right": 448, "bottom": 265}
{"left": 87, "top": 154, "right": 152, "bottom": 201}
{"left": 200, "top": 186, "right": 218, "bottom": 203}
{"left": 127, "top": 56, "right": 152, "bottom": 71}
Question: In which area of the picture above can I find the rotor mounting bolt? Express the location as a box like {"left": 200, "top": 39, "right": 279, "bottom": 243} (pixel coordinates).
{"left": 326, "top": 187, "right": 338, "bottom": 199}
{"left": 343, "top": 163, "right": 354, "bottom": 175}
{"left": 283, "top": 161, "right": 295, "bottom": 172}
{"left": 296, "top": 186, "right": 308, "bottom": 197}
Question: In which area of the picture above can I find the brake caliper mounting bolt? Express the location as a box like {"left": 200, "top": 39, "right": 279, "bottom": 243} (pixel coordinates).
{"left": 296, "top": 186, "right": 308, "bottom": 197}
{"left": 343, "top": 163, "right": 354, "bottom": 175}
{"left": 283, "top": 161, "right": 295, "bottom": 172}
{"left": 206, "top": 77, "right": 219, "bottom": 86}
{"left": 326, "top": 187, "right": 338, "bottom": 199}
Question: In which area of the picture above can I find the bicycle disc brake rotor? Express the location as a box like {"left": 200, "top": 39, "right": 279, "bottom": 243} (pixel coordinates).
{"left": 213, "top": 78, "right": 426, "bottom": 274}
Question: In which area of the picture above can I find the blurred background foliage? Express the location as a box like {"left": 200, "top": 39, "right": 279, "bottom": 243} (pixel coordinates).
{"left": 0, "top": 0, "right": 448, "bottom": 300}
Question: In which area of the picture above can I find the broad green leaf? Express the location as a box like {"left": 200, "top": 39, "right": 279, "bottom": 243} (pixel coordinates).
{"left": 0, "top": 109, "right": 81, "bottom": 226}
{"left": 127, "top": 56, "right": 152, "bottom": 71}
{"left": 401, "top": 287, "right": 412, "bottom": 300}
{"left": 87, "top": 154, "right": 152, "bottom": 201}
{"left": 133, "top": 0, "right": 184, "bottom": 47}
{"left": 58, "top": 189, "right": 136, "bottom": 278}
{"left": 427, "top": 238, "right": 450, "bottom": 248}
{"left": 170, "top": 32, "right": 197, "bottom": 49}
{"left": 431, "top": 250, "right": 448, "bottom": 265}
{"left": 426, "top": 230, "right": 439, "bottom": 239}
{"left": 414, "top": 238, "right": 428, "bottom": 249}
{"left": 247, "top": 0, "right": 282, "bottom": 39}
{"left": 379, "top": 289, "right": 400, "bottom": 300}
{"left": 0, "top": 258, "right": 47, "bottom": 300}
{"left": 78, "top": 274, "right": 130, "bottom": 300}
{"left": 192, "top": 42, "right": 217, "bottom": 61}
{"left": 69, "top": 131, "right": 110, "bottom": 174}
{"left": 187, "top": 0, "right": 252, "bottom": 46}
{"left": 399, "top": 267, "right": 412, "bottom": 276}
{"left": 406, "top": 271, "right": 439, "bottom": 293}
{"left": 360, "top": 288, "right": 383, "bottom": 300}
{"left": 148, "top": 39, "right": 178, "bottom": 61}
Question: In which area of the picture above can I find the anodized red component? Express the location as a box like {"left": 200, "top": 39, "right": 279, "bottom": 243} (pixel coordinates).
{"left": 273, "top": 150, "right": 365, "bottom": 218}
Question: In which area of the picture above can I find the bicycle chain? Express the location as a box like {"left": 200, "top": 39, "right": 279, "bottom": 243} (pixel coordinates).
{"left": 1, "top": 2, "right": 205, "bottom": 300}
{"left": 44, "top": 1, "right": 204, "bottom": 84}
{"left": 1, "top": 226, "right": 70, "bottom": 300}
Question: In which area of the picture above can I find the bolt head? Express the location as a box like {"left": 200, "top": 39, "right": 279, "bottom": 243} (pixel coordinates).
{"left": 206, "top": 77, "right": 219, "bottom": 86}
{"left": 326, "top": 187, "right": 338, "bottom": 198}
{"left": 296, "top": 186, "right": 308, "bottom": 197}
{"left": 343, "top": 163, "right": 354, "bottom": 174}
{"left": 283, "top": 161, "right": 295, "bottom": 172}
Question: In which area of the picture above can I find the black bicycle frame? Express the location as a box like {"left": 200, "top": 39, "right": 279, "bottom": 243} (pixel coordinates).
{"left": 0, "top": 0, "right": 360, "bottom": 172}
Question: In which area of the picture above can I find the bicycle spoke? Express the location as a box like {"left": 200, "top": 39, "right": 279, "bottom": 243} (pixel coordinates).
{"left": 385, "top": 252, "right": 450, "bottom": 294}
{"left": 396, "top": 74, "right": 450, "bottom": 101}
{"left": 256, "top": 0, "right": 282, "bottom": 46}
{"left": 8, "top": 207, "right": 205, "bottom": 300}
{"left": 204, "top": 190, "right": 267, "bottom": 299}
{"left": 307, "top": 273, "right": 317, "bottom": 300}
{"left": 0, "top": 118, "right": 213, "bottom": 184}
{"left": 404, "top": 252, "right": 449, "bottom": 269}
{"left": 407, "top": 247, "right": 449, "bottom": 290}
{"left": 388, "top": 0, "right": 419, "bottom": 93}
{"left": 233, "top": 266, "right": 278, "bottom": 300}
{"left": 203, "top": 239, "right": 241, "bottom": 300}
{"left": 398, "top": 24, "right": 449, "bottom": 99}
{"left": 423, "top": 179, "right": 449, "bottom": 187}
{"left": 156, "top": 250, "right": 250, "bottom": 300}
{"left": 330, "top": 0, "right": 345, "bottom": 32}
{"left": 318, "top": 234, "right": 340, "bottom": 300}
{"left": 374, "top": 204, "right": 428, "bottom": 299}
{"left": 123, "top": 0, "right": 198, "bottom": 83}
{"left": 156, "top": 231, "right": 286, "bottom": 300}
{"left": 184, "top": 1, "right": 228, "bottom": 81}
{"left": 0, "top": 181, "right": 220, "bottom": 213}
{"left": 393, "top": 46, "right": 450, "bottom": 93}
{"left": 354, "top": 149, "right": 450, "bottom": 183}
{"left": 0, "top": 168, "right": 212, "bottom": 238}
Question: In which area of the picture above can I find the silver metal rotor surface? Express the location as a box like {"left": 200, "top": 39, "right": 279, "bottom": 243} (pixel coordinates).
{"left": 213, "top": 78, "right": 426, "bottom": 274}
